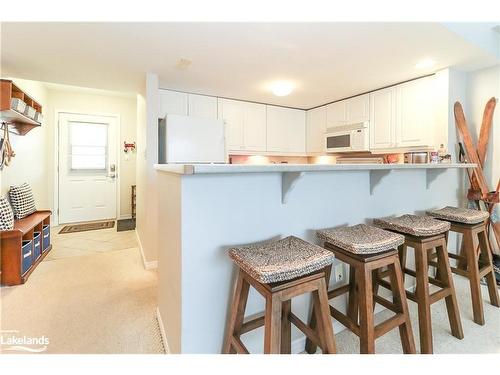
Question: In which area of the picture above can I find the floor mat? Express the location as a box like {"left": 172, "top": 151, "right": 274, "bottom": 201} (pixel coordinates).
{"left": 117, "top": 218, "right": 136, "bottom": 232}
{"left": 59, "top": 221, "right": 115, "bottom": 234}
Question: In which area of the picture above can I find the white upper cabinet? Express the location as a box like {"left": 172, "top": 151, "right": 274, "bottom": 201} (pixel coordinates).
{"left": 218, "top": 98, "right": 244, "bottom": 151}
{"left": 158, "top": 89, "right": 188, "bottom": 118}
{"left": 188, "top": 94, "right": 218, "bottom": 119}
{"left": 347, "top": 94, "right": 369, "bottom": 124}
{"left": 370, "top": 87, "right": 396, "bottom": 150}
{"left": 326, "top": 94, "right": 369, "bottom": 129}
{"left": 306, "top": 106, "right": 327, "bottom": 153}
{"left": 369, "top": 76, "right": 435, "bottom": 150}
{"left": 243, "top": 102, "right": 267, "bottom": 152}
{"left": 218, "top": 99, "right": 267, "bottom": 152}
{"left": 396, "top": 76, "right": 434, "bottom": 147}
{"left": 267, "top": 106, "right": 306, "bottom": 154}
{"left": 326, "top": 101, "right": 346, "bottom": 128}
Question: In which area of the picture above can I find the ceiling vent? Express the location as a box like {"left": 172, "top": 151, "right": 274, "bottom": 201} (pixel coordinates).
{"left": 175, "top": 58, "right": 192, "bottom": 70}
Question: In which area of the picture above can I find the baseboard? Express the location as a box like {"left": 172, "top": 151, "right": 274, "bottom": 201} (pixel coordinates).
{"left": 156, "top": 307, "right": 170, "bottom": 354}
{"left": 135, "top": 229, "right": 158, "bottom": 270}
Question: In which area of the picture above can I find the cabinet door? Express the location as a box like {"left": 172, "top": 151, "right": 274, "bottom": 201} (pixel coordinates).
{"left": 346, "top": 94, "right": 369, "bottom": 124}
{"left": 266, "top": 105, "right": 289, "bottom": 152}
{"left": 396, "top": 77, "right": 433, "bottom": 147}
{"left": 188, "top": 94, "right": 217, "bottom": 119}
{"left": 218, "top": 98, "right": 244, "bottom": 151}
{"left": 287, "top": 108, "right": 306, "bottom": 153}
{"left": 369, "top": 87, "right": 396, "bottom": 150}
{"left": 243, "top": 102, "right": 267, "bottom": 151}
{"left": 306, "top": 106, "right": 327, "bottom": 153}
{"left": 158, "top": 89, "right": 188, "bottom": 118}
{"left": 326, "top": 100, "right": 346, "bottom": 128}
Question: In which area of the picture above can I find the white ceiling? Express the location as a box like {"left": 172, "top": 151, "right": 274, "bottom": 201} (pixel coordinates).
{"left": 1, "top": 22, "right": 498, "bottom": 109}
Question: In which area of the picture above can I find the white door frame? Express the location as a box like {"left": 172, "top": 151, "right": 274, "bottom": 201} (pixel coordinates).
{"left": 53, "top": 110, "right": 121, "bottom": 226}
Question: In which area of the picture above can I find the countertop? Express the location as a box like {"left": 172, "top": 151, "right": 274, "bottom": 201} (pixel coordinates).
{"left": 154, "top": 163, "right": 476, "bottom": 175}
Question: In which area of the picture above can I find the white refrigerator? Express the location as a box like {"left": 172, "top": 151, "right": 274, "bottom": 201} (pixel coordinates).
{"left": 158, "top": 114, "right": 227, "bottom": 164}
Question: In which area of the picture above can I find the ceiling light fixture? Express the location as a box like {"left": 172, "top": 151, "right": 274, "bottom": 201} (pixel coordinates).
{"left": 415, "top": 58, "right": 435, "bottom": 69}
{"left": 270, "top": 80, "right": 295, "bottom": 97}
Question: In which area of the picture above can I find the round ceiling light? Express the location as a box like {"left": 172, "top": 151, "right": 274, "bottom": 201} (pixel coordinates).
{"left": 270, "top": 80, "right": 295, "bottom": 96}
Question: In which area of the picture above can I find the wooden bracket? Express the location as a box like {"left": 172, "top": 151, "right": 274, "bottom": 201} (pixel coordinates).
{"left": 426, "top": 168, "right": 447, "bottom": 189}
{"left": 282, "top": 172, "right": 305, "bottom": 204}
{"left": 369, "top": 170, "right": 392, "bottom": 195}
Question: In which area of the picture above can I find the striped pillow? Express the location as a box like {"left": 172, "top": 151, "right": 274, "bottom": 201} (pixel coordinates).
{"left": 9, "top": 183, "right": 37, "bottom": 219}
{"left": 0, "top": 196, "right": 14, "bottom": 230}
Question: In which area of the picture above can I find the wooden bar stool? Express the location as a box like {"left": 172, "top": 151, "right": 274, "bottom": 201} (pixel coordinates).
{"left": 305, "top": 224, "right": 416, "bottom": 354}
{"left": 223, "top": 236, "right": 336, "bottom": 354}
{"left": 374, "top": 214, "right": 464, "bottom": 354}
{"left": 427, "top": 206, "right": 500, "bottom": 325}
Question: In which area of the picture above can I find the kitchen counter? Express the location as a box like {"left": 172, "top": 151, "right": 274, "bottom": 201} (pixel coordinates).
{"left": 155, "top": 161, "right": 470, "bottom": 353}
{"left": 154, "top": 162, "right": 475, "bottom": 175}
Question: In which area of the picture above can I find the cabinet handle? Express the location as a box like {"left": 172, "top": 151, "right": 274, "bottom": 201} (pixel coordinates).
{"left": 24, "top": 251, "right": 32, "bottom": 258}
{"left": 44, "top": 234, "right": 49, "bottom": 239}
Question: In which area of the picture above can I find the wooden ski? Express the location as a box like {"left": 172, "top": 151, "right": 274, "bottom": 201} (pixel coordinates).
{"left": 477, "top": 97, "right": 496, "bottom": 167}
{"left": 454, "top": 102, "right": 490, "bottom": 198}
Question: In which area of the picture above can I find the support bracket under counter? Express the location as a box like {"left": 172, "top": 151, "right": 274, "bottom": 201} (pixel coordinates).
{"left": 425, "top": 168, "right": 447, "bottom": 189}
{"left": 369, "top": 169, "right": 392, "bottom": 195}
{"left": 282, "top": 172, "right": 305, "bottom": 204}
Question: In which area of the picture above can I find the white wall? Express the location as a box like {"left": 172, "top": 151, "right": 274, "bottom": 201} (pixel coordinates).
{"left": 135, "top": 74, "right": 160, "bottom": 266}
{"left": 466, "top": 64, "right": 499, "bottom": 189}
{"left": 45, "top": 87, "right": 137, "bottom": 219}
{"left": 1, "top": 79, "right": 50, "bottom": 208}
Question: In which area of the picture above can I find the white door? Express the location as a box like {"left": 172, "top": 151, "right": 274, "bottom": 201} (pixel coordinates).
{"left": 243, "top": 102, "right": 267, "bottom": 152}
{"left": 326, "top": 100, "right": 347, "bottom": 128}
{"left": 188, "top": 94, "right": 218, "bottom": 119}
{"left": 158, "top": 89, "right": 188, "bottom": 118}
{"left": 58, "top": 113, "right": 118, "bottom": 224}
{"left": 218, "top": 98, "right": 244, "bottom": 151}
{"left": 346, "top": 94, "right": 370, "bottom": 124}
{"left": 306, "top": 106, "right": 327, "bottom": 153}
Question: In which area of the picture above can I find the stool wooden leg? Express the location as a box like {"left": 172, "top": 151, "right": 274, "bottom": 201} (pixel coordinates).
{"left": 436, "top": 240, "right": 464, "bottom": 339}
{"left": 305, "top": 265, "right": 332, "bottom": 354}
{"left": 264, "top": 293, "right": 282, "bottom": 354}
{"left": 477, "top": 229, "right": 500, "bottom": 307}
{"left": 281, "top": 300, "right": 292, "bottom": 354}
{"left": 398, "top": 244, "right": 407, "bottom": 284}
{"left": 358, "top": 266, "right": 375, "bottom": 354}
{"left": 464, "top": 230, "right": 485, "bottom": 325}
{"left": 223, "top": 270, "right": 250, "bottom": 354}
{"left": 347, "top": 265, "right": 359, "bottom": 324}
{"left": 388, "top": 258, "right": 416, "bottom": 354}
{"left": 316, "top": 277, "right": 337, "bottom": 354}
{"left": 415, "top": 244, "right": 433, "bottom": 354}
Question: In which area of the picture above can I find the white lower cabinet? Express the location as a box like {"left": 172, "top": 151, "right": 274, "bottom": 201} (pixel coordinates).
{"left": 267, "top": 106, "right": 306, "bottom": 154}
{"left": 218, "top": 99, "right": 266, "bottom": 152}
{"left": 306, "top": 106, "right": 327, "bottom": 153}
{"left": 370, "top": 76, "right": 435, "bottom": 150}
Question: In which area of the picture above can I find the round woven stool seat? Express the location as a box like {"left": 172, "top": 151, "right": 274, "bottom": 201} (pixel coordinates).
{"left": 426, "top": 206, "right": 489, "bottom": 225}
{"left": 229, "top": 236, "right": 334, "bottom": 284}
{"left": 373, "top": 214, "right": 450, "bottom": 237}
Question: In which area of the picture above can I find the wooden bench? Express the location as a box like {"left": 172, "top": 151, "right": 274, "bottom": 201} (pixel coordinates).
{"left": 1, "top": 210, "right": 52, "bottom": 286}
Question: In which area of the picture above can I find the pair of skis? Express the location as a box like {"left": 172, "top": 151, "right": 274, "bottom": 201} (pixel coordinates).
{"left": 454, "top": 97, "right": 499, "bottom": 253}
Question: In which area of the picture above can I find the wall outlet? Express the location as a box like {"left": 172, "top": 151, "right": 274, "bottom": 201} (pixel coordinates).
{"left": 334, "top": 263, "right": 344, "bottom": 283}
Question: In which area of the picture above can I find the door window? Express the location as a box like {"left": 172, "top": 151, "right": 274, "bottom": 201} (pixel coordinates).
{"left": 68, "top": 122, "right": 108, "bottom": 172}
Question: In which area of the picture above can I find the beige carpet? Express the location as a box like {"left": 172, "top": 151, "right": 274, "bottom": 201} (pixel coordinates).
{"left": 1, "top": 227, "right": 164, "bottom": 354}
{"left": 327, "top": 276, "right": 500, "bottom": 354}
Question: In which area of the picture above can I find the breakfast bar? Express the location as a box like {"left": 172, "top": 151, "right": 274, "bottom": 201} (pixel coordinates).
{"left": 155, "top": 163, "right": 474, "bottom": 353}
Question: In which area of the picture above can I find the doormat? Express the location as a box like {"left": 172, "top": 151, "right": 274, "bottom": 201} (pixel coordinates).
{"left": 117, "top": 218, "right": 136, "bottom": 232}
{"left": 59, "top": 221, "right": 115, "bottom": 234}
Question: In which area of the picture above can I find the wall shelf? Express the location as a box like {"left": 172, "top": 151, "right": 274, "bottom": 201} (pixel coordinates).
{"left": 0, "top": 79, "right": 43, "bottom": 135}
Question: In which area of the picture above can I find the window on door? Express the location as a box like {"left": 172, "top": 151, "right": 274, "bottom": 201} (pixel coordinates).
{"left": 69, "top": 122, "right": 108, "bottom": 172}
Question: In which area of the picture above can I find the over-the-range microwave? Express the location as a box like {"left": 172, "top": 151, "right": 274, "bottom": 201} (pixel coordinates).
{"left": 324, "top": 122, "right": 369, "bottom": 152}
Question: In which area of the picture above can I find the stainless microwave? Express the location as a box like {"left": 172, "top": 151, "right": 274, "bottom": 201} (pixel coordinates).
{"left": 324, "top": 122, "right": 369, "bottom": 152}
